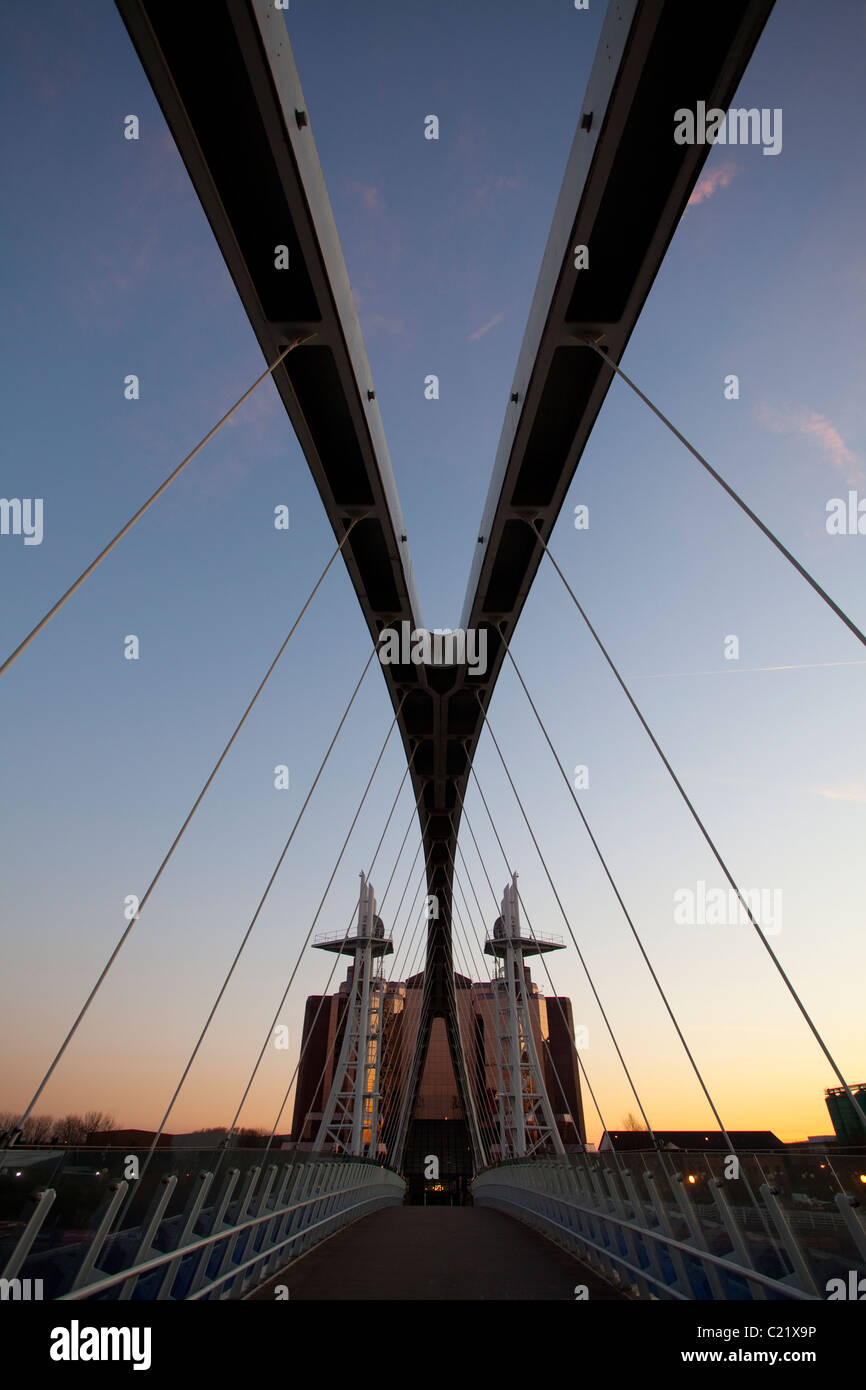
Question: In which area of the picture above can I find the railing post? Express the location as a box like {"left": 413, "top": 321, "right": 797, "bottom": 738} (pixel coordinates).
{"left": 269, "top": 1163, "right": 306, "bottom": 1256}
{"left": 669, "top": 1170, "right": 727, "bottom": 1300}
{"left": 835, "top": 1191, "right": 866, "bottom": 1268}
{"left": 622, "top": 1169, "right": 667, "bottom": 1292}
{"left": 233, "top": 1162, "right": 278, "bottom": 1295}
{"left": 759, "top": 1183, "right": 820, "bottom": 1297}
{"left": 566, "top": 1159, "right": 603, "bottom": 1274}
{"left": 281, "top": 1162, "right": 317, "bottom": 1260}
{"left": 68, "top": 1181, "right": 129, "bottom": 1295}
{"left": 118, "top": 1173, "right": 179, "bottom": 1301}
{"left": 213, "top": 1165, "right": 261, "bottom": 1292}
{"left": 1, "top": 1187, "right": 56, "bottom": 1281}
{"left": 186, "top": 1167, "right": 240, "bottom": 1299}
{"left": 252, "top": 1162, "right": 298, "bottom": 1287}
{"left": 316, "top": 1162, "right": 344, "bottom": 1241}
{"left": 641, "top": 1168, "right": 701, "bottom": 1300}
{"left": 156, "top": 1170, "right": 213, "bottom": 1300}
{"left": 707, "top": 1177, "right": 767, "bottom": 1301}
{"left": 538, "top": 1162, "right": 558, "bottom": 1236}
{"left": 583, "top": 1162, "right": 619, "bottom": 1282}
{"left": 599, "top": 1164, "right": 650, "bottom": 1297}
{"left": 295, "top": 1163, "right": 323, "bottom": 1259}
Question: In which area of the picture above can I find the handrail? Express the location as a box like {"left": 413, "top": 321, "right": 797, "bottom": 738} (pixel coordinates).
{"left": 50, "top": 1167, "right": 404, "bottom": 1301}
{"left": 476, "top": 1177, "right": 815, "bottom": 1299}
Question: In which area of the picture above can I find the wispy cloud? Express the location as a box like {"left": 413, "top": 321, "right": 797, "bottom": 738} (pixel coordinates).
{"left": 814, "top": 783, "right": 866, "bottom": 804}
{"left": 756, "top": 402, "right": 863, "bottom": 484}
{"left": 642, "top": 660, "right": 866, "bottom": 678}
{"left": 223, "top": 382, "right": 279, "bottom": 431}
{"left": 347, "top": 181, "right": 384, "bottom": 212}
{"left": 686, "top": 160, "right": 737, "bottom": 208}
{"left": 468, "top": 312, "right": 503, "bottom": 342}
{"left": 468, "top": 174, "right": 521, "bottom": 213}
{"left": 799, "top": 414, "right": 859, "bottom": 472}
{"left": 341, "top": 180, "right": 402, "bottom": 269}
{"left": 362, "top": 313, "right": 405, "bottom": 339}
{"left": 456, "top": 124, "right": 488, "bottom": 158}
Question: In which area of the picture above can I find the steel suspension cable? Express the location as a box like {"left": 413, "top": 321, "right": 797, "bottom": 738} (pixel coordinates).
{"left": 389, "top": 908, "right": 444, "bottom": 1165}
{"left": 376, "top": 861, "right": 439, "bottom": 1158}
{"left": 433, "top": 813, "right": 503, "bottom": 1155}
{"left": 476, "top": 703, "right": 749, "bottom": 1149}
{"left": 418, "top": 818, "right": 545, "bottom": 1163}
{"left": 1, "top": 519, "right": 358, "bottom": 1151}
{"left": 419, "top": 820, "right": 490, "bottom": 1166}
{"left": 524, "top": 524, "right": 865, "bottom": 1131}
{"left": 442, "top": 840, "right": 525, "bottom": 1150}
{"left": 470, "top": 719, "right": 787, "bottom": 1243}
{"left": 455, "top": 801, "right": 620, "bottom": 1162}
{"left": 455, "top": 800, "right": 622, "bottom": 1153}
{"left": 352, "top": 805, "right": 434, "bottom": 1148}
{"left": 575, "top": 338, "right": 866, "bottom": 649}
{"left": 263, "top": 784, "right": 423, "bottom": 1156}
{"left": 141, "top": 646, "right": 379, "bottom": 1167}
{"left": 466, "top": 714, "right": 658, "bottom": 1139}
{"left": 449, "top": 851, "right": 576, "bottom": 1157}
{"left": 378, "top": 911, "right": 432, "bottom": 1161}
{"left": 0, "top": 338, "right": 313, "bottom": 679}
{"left": 500, "top": 641, "right": 720, "bottom": 1144}
{"left": 453, "top": 908, "right": 533, "bottom": 1161}
{"left": 453, "top": 838, "right": 489, "bottom": 933}
{"left": 217, "top": 693, "right": 408, "bottom": 1158}
{"left": 437, "top": 910, "right": 491, "bottom": 1163}
{"left": 379, "top": 831, "right": 434, "bottom": 984}
{"left": 443, "top": 875, "right": 501, "bottom": 1153}
{"left": 268, "top": 896, "right": 359, "bottom": 1155}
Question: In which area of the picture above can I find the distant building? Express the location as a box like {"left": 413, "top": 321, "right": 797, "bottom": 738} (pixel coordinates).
{"left": 290, "top": 963, "right": 586, "bottom": 1162}
{"left": 85, "top": 1129, "right": 171, "bottom": 1149}
{"left": 84, "top": 1129, "right": 289, "bottom": 1150}
{"left": 825, "top": 1083, "right": 866, "bottom": 1143}
{"left": 785, "top": 1135, "right": 839, "bottom": 1153}
{"left": 600, "top": 1130, "right": 783, "bottom": 1152}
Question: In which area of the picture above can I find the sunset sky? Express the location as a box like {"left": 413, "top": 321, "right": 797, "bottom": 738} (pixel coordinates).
{"left": 1, "top": 0, "right": 864, "bottom": 1149}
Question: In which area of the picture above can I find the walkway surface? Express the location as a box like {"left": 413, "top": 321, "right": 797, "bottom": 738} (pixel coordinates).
{"left": 250, "top": 1205, "right": 626, "bottom": 1300}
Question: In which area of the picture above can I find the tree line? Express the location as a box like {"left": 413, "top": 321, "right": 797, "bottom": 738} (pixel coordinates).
{"left": 0, "top": 1111, "right": 116, "bottom": 1145}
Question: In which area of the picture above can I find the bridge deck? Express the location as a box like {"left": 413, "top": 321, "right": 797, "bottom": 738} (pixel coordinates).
{"left": 249, "top": 1206, "right": 627, "bottom": 1301}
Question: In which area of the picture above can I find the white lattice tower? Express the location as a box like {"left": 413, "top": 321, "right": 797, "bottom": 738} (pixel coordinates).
{"left": 313, "top": 872, "right": 388, "bottom": 1157}
{"left": 490, "top": 875, "right": 565, "bottom": 1159}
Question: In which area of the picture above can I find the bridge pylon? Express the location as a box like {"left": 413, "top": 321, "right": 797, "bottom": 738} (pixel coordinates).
{"left": 485, "top": 875, "right": 565, "bottom": 1159}
{"left": 312, "top": 872, "right": 392, "bottom": 1157}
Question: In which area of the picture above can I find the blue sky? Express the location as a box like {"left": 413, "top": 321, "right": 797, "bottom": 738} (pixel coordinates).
{"left": 1, "top": 0, "right": 864, "bottom": 1145}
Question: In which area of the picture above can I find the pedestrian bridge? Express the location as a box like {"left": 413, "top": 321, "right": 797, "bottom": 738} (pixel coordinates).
{"left": 3, "top": 0, "right": 865, "bottom": 1311}
{"left": 249, "top": 1207, "right": 623, "bottom": 1302}
{"left": 3, "top": 1144, "right": 863, "bottom": 1302}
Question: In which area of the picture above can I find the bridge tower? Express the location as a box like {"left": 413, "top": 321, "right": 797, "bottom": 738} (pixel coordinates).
{"left": 312, "top": 873, "right": 393, "bottom": 1157}
{"left": 485, "top": 875, "right": 565, "bottom": 1159}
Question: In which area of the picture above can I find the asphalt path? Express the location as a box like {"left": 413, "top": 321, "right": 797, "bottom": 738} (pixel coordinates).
{"left": 249, "top": 1205, "right": 627, "bottom": 1300}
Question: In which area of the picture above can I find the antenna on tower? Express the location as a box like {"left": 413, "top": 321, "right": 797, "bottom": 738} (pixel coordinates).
{"left": 312, "top": 874, "right": 393, "bottom": 1158}
{"left": 485, "top": 876, "right": 565, "bottom": 1159}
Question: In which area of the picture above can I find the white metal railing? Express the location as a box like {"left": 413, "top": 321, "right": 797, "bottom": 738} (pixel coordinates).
{"left": 1, "top": 1157, "right": 405, "bottom": 1301}
{"left": 472, "top": 1158, "right": 866, "bottom": 1301}
{"left": 484, "top": 930, "right": 564, "bottom": 949}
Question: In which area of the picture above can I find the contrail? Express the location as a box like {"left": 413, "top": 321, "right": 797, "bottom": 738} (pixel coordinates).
{"left": 641, "top": 659, "right": 866, "bottom": 679}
